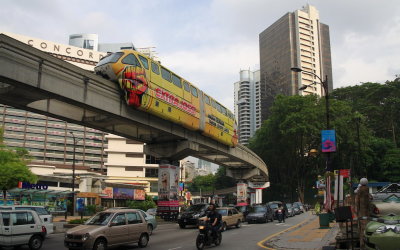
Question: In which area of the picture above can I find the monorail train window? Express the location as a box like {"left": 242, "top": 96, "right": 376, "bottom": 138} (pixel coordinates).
{"left": 161, "top": 67, "right": 172, "bottom": 82}
{"left": 138, "top": 55, "right": 149, "bottom": 70}
{"left": 96, "top": 52, "right": 123, "bottom": 66}
{"left": 191, "top": 86, "right": 198, "bottom": 97}
{"left": 121, "top": 54, "right": 142, "bottom": 67}
{"left": 211, "top": 99, "right": 217, "bottom": 109}
{"left": 172, "top": 74, "right": 182, "bottom": 88}
{"left": 151, "top": 62, "right": 160, "bottom": 75}
{"left": 221, "top": 106, "right": 227, "bottom": 116}
{"left": 183, "top": 81, "right": 191, "bottom": 92}
{"left": 216, "top": 103, "right": 222, "bottom": 113}
{"left": 204, "top": 95, "right": 210, "bottom": 105}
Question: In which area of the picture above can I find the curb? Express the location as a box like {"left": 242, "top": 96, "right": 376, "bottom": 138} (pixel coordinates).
{"left": 257, "top": 212, "right": 315, "bottom": 249}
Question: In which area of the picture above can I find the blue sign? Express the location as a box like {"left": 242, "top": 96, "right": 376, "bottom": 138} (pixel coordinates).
{"left": 321, "top": 130, "right": 336, "bottom": 152}
{"left": 76, "top": 198, "right": 85, "bottom": 212}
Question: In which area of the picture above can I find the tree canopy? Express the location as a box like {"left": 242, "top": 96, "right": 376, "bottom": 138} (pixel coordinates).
{"left": 0, "top": 127, "right": 37, "bottom": 195}
{"left": 248, "top": 80, "right": 400, "bottom": 203}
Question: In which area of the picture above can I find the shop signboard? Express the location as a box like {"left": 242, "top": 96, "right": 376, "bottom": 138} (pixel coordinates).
{"left": 158, "top": 165, "right": 180, "bottom": 212}
{"left": 18, "top": 181, "right": 48, "bottom": 190}
{"left": 134, "top": 189, "right": 145, "bottom": 200}
{"left": 113, "top": 188, "right": 134, "bottom": 200}
{"left": 101, "top": 187, "right": 113, "bottom": 199}
{"left": 237, "top": 183, "right": 248, "bottom": 206}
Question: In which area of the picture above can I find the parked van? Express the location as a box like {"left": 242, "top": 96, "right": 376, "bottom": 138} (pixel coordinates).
{"left": 0, "top": 209, "right": 47, "bottom": 250}
{"left": 0, "top": 205, "right": 54, "bottom": 234}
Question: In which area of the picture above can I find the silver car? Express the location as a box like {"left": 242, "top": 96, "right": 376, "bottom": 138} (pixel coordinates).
{"left": 64, "top": 209, "right": 149, "bottom": 249}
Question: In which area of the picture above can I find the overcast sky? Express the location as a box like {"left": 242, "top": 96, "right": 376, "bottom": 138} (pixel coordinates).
{"left": 1, "top": 0, "right": 399, "bottom": 111}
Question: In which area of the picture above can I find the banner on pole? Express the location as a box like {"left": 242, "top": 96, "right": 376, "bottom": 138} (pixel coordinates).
{"left": 321, "top": 130, "right": 336, "bottom": 152}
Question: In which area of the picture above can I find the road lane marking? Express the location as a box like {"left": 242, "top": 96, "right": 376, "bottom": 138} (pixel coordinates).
{"left": 257, "top": 215, "right": 312, "bottom": 249}
{"left": 168, "top": 247, "right": 182, "bottom": 250}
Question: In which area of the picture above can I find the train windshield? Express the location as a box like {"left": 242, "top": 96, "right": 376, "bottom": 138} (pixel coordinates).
{"left": 97, "top": 52, "right": 124, "bottom": 67}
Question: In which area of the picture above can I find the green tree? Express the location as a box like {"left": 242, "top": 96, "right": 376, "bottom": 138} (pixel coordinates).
{"left": 126, "top": 195, "right": 157, "bottom": 211}
{"left": 0, "top": 127, "right": 38, "bottom": 202}
{"left": 249, "top": 94, "right": 372, "bottom": 203}
{"left": 214, "top": 166, "right": 236, "bottom": 190}
{"left": 188, "top": 174, "right": 216, "bottom": 193}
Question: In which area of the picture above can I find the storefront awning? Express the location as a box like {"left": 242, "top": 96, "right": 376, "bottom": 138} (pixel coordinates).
{"left": 8, "top": 188, "right": 75, "bottom": 196}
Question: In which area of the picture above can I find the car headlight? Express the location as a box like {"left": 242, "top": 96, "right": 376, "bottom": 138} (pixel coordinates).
{"left": 177, "top": 214, "right": 181, "bottom": 219}
{"left": 64, "top": 233, "right": 69, "bottom": 239}
{"left": 375, "top": 225, "right": 400, "bottom": 234}
{"left": 82, "top": 233, "right": 90, "bottom": 241}
{"left": 376, "top": 225, "right": 389, "bottom": 234}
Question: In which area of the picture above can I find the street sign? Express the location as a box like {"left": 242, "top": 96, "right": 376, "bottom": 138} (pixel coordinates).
{"left": 340, "top": 169, "right": 350, "bottom": 178}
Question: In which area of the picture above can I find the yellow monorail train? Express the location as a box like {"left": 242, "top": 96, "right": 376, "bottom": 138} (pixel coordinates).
{"left": 94, "top": 50, "right": 238, "bottom": 147}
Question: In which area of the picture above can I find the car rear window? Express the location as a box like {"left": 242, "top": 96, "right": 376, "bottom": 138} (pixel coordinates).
{"left": 217, "top": 209, "right": 228, "bottom": 216}
{"left": 269, "top": 204, "right": 278, "bottom": 209}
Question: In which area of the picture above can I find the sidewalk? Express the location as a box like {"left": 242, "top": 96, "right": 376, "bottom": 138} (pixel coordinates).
{"left": 261, "top": 214, "right": 339, "bottom": 250}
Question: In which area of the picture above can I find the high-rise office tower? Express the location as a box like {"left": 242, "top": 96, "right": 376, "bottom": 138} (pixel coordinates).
{"left": 234, "top": 70, "right": 262, "bottom": 145}
{"left": 259, "top": 4, "right": 333, "bottom": 121}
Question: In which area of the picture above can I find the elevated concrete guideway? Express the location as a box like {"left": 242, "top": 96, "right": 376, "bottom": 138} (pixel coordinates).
{"left": 0, "top": 34, "right": 268, "bottom": 183}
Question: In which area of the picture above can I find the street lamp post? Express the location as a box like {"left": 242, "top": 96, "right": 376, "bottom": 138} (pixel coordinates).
{"left": 291, "top": 67, "right": 337, "bottom": 209}
{"left": 69, "top": 132, "right": 82, "bottom": 216}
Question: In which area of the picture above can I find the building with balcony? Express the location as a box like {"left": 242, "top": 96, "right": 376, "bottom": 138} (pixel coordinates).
{"left": 234, "top": 69, "right": 262, "bottom": 145}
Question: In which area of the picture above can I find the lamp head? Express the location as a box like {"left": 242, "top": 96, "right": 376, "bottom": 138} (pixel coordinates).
{"left": 299, "top": 85, "right": 308, "bottom": 91}
{"left": 291, "top": 67, "right": 302, "bottom": 73}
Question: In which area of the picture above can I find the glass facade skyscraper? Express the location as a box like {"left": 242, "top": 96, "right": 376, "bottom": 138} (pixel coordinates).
{"left": 259, "top": 4, "right": 333, "bottom": 121}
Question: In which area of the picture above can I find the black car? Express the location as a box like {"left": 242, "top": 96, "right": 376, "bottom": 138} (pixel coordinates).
{"left": 177, "top": 203, "right": 208, "bottom": 228}
{"left": 246, "top": 204, "right": 274, "bottom": 223}
{"left": 235, "top": 205, "right": 251, "bottom": 221}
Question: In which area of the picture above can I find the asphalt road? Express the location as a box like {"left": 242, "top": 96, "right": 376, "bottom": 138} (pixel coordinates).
{"left": 21, "top": 212, "right": 312, "bottom": 250}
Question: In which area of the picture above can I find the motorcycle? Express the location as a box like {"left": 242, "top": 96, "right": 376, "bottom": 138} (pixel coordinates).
{"left": 196, "top": 220, "right": 222, "bottom": 250}
{"left": 276, "top": 209, "right": 284, "bottom": 223}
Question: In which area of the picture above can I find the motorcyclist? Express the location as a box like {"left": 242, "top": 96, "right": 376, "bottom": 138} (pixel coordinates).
{"left": 276, "top": 204, "right": 286, "bottom": 223}
{"left": 206, "top": 203, "right": 221, "bottom": 240}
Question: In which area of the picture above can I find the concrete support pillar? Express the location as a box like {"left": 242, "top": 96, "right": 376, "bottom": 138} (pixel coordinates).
{"left": 256, "top": 189, "right": 263, "bottom": 204}
{"left": 250, "top": 192, "right": 256, "bottom": 205}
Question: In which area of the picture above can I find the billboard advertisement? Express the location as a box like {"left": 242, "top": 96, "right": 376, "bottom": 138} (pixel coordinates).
{"left": 321, "top": 130, "right": 336, "bottom": 152}
{"left": 134, "top": 189, "right": 146, "bottom": 201}
{"left": 101, "top": 187, "right": 113, "bottom": 199}
{"left": 237, "top": 183, "right": 248, "bottom": 206}
{"left": 158, "top": 165, "right": 180, "bottom": 208}
{"left": 113, "top": 188, "right": 134, "bottom": 200}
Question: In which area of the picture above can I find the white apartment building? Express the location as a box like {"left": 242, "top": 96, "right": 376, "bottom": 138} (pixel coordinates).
{"left": 234, "top": 69, "right": 262, "bottom": 145}
{"left": 105, "top": 134, "right": 160, "bottom": 197}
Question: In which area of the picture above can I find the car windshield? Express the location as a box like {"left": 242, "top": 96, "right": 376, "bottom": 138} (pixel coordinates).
{"left": 252, "top": 206, "right": 266, "bottom": 213}
{"left": 85, "top": 212, "right": 113, "bottom": 225}
{"left": 217, "top": 209, "right": 228, "bottom": 216}
{"left": 286, "top": 204, "right": 293, "bottom": 208}
{"left": 186, "top": 205, "right": 205, "bottom": 212}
